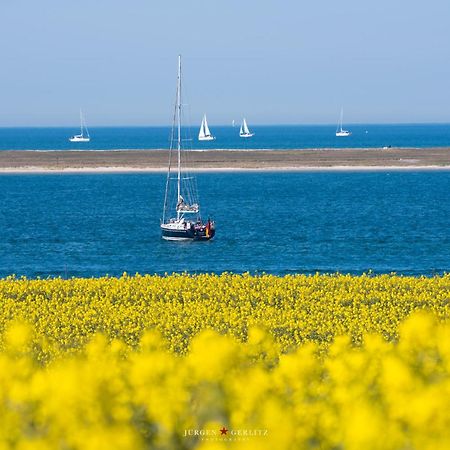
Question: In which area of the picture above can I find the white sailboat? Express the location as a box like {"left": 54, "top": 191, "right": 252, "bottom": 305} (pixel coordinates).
{"left": 198, "top": 115, "right": 215, "bottom": 141}
{"left": 336, "top": 108, "right": 351, "bottom": 137}
{"left": 69, "top": 110, "right": 90, "bottom": 142}
{"left": 239, "top": 118, "right": 254, "bottom": 138}
{"left": 160, "top": 56, "right": 215, "bottom": 241}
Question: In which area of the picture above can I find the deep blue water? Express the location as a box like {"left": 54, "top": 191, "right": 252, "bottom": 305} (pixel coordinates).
{"left": 0, "top": 171, "right": 449, "bottom": 278}
{"left": 0, "top": 123, "right": 449, "bottom": 150}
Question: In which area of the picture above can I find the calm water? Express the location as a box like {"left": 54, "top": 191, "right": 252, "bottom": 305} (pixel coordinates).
{"left": 0, "top": 171, "right": 449, "bottom": 278}
{"left": 0, "top": 124, "right": 449, "bottom": 150}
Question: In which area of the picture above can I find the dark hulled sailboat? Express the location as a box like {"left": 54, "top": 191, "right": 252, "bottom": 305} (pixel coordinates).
{"left": 160, "top": 56, "right": 215, "bottom": 241}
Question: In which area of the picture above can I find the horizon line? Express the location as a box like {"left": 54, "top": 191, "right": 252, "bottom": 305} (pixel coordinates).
{"left": 0, "top": 121, "right": 450, "bottom": 129}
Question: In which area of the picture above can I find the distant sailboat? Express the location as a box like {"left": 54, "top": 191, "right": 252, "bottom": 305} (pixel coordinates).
{"left": 69, "top": 110, "right": 90, "bottom": 142}
{"left": 336, "top": 108, "right": 351, "bottom": 137}
{"left": 198, "top": 115, "right": 215, "bottom": 141}
{"left": 239, "top": 118, "right": 254, "bottom": 138}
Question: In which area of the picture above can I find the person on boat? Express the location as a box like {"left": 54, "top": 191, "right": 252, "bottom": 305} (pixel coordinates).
{"left": 176, "top": 196, "right": 185, "bottom": 210}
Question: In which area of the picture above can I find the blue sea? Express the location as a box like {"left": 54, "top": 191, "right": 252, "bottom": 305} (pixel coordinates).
{"left": 0, "top": 171, "right": 449, "bottom": 278}
{"left": 0, "top": 123, "right": 449, "bottom": 150}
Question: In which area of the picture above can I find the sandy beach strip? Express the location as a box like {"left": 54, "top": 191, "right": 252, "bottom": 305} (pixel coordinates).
{"left": 0, "top": 148, "right": 450, "bottom": 173}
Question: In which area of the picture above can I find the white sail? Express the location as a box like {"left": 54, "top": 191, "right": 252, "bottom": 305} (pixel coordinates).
{"left": 198, "top": 117, "right": 206, "bottom": 139}
{"left": 243, "top": 119, "right": 250, "bottom": 135}
{"left": 239, "top": 117, "right": 254, "bottom": 138}
{"left": 203, "top": 116, "right": 212, "bottom": 136}
{"left": 198, "top": 114, "right": 215, "bottom": 141}
{"left": 81, "top": 111, "right": 90, "bottom": 139}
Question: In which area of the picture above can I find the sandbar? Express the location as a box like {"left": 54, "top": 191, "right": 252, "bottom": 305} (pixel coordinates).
{"left": 0, "top": 148, "right": 450, "bottom": 173}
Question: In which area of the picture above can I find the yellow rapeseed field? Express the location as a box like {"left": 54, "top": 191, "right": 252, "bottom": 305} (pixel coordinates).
{"left": 1, "top": 273, "right": 450, "bottom": 449}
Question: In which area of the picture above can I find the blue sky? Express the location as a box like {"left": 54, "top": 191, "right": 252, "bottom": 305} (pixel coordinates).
{"left": 1, "top": 0, "right": 449, "bottom": 126}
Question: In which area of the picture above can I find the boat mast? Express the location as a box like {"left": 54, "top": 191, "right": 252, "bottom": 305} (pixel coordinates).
{"left": 79, "top": 109, "right": 83, "bottom": 137}
{"left": 177, "top": 55, "right": 181, "bottom": 219}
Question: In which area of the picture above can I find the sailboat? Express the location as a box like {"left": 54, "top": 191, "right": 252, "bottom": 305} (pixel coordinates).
{"left": 239, "top": 118, "right": 254, "bottom": 138}
{"left": 335, "top": 108, "right": 351, "bottom": 137}
{"left": 160, "top": 56, "right": 216, "bottom": 241}
{"left": 198, "top": 115, "right": 215, "bottom": 141}
{"left": 69, "top": 110, "right": 90, "bottom": 142}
